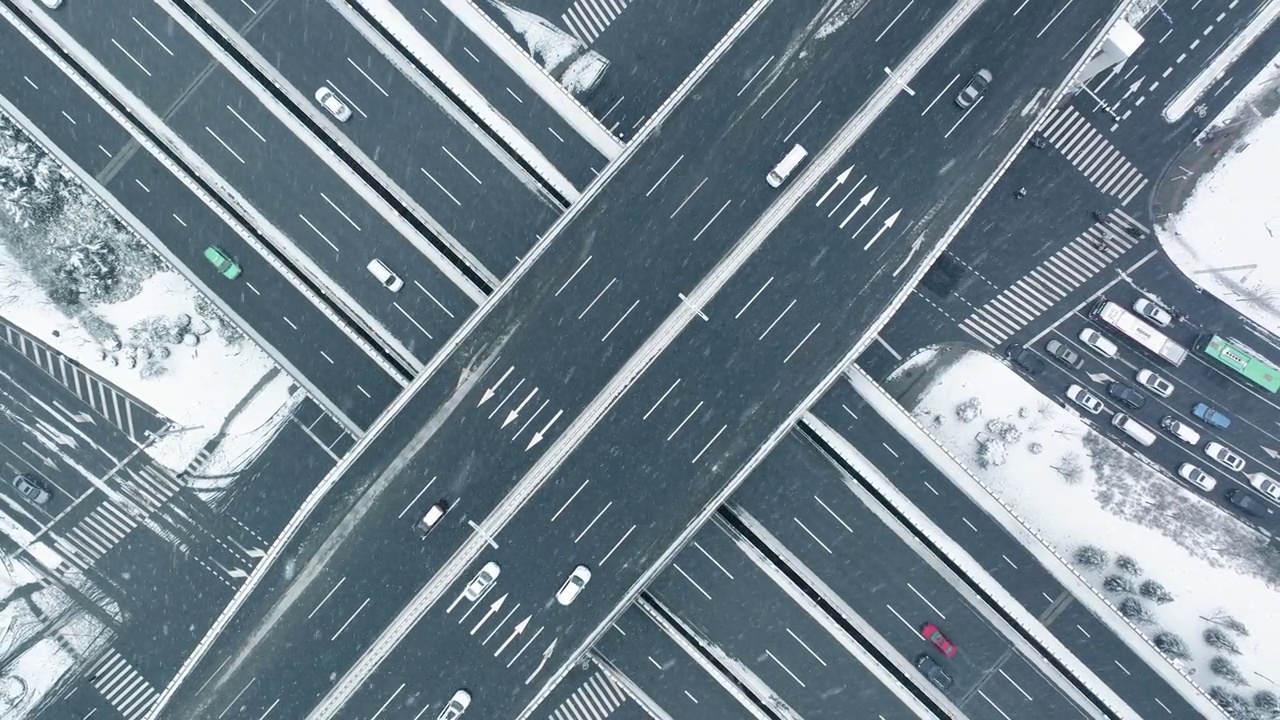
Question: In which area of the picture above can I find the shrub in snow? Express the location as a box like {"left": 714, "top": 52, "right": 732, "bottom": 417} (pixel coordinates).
{"left": 1027, "top": 441, "right": 1043, "bottom": 455}
{"left": 1152, "top": 632, "right": 1191, "bottom": 660}
{"left": 154, "top": 345, "right": 170, "bottom": 359}
{"left": 986, "top": 418, "right": 1021, "bottom": 443}
{"left": 1114, "top": 554, "right": 1142, "bottom": 575}
{"left": 1204, "top": 627, "right": 1242, "bottom": 655}
{"left": 138, "top": 360, "right": 168, "bottom": 380}
{"left": 1208, "top": 613, "right": 1250, "bottom": 637}
{"left": 1103, "top": 575, "right": 1134, "bottom": 594}
{"left": 1209, "top": 687, "right": 1254, "bottom": 719}
{"left": 1254, "top": 690, "right": 1279, "bottom": 717}
{"left": 1073, "top": 545, "right": 1108, "bottom": 568}
{"left": 1138, "top": 579, "right": 1174, "bottom": 604}
{"left": 1211, "top": 656, "right": 1247, "bottom": 686}
{"left": 1017, "top": 406, "right": 1029, "bottom": 419}
{"left": 1118, "top": 597, "right": 1151, "bottom": 624}
{"left": 975, "top": 436, "right": 1007, "bottom": 468}
{"left": 1053, "top": 452, "right": 1085, "bottom": 485}
{"left": 956, "top": 397, "right": 981, "bottom": 422}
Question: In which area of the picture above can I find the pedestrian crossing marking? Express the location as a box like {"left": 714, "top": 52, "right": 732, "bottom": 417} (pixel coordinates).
{"left": 960, "top": 211, "right": 1145, "bottom": 348}
{"left": 549, "top": 670, "right": 628, "bottom": 720}
{"left": 89, "top": 650, "right": 157, "bottom": 720}
{"left": 562, "top": 0, "right": 631, "bottom": 44}
{"left": 1039, "top": 106, "right": 1148, "bottom": 205}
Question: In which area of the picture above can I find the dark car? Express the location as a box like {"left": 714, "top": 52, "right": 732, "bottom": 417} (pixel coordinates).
{"left": 914, "top": 654, "right": 954, "bottom": 691}
{"left": 1005, "top": 344, "right": 1045, "bottom": 375}
{"left": 1108, "top": 382, "right": 1146, "bottom": 410}
{"left": 1045, "top": 339, "right": 1083, "bottom": 369}
{"left": 1225, "top": 488, "right": 1268, "bottom": 517}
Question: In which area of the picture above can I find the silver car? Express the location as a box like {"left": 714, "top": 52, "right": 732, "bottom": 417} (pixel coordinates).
{"left": 12, "top": 474, "right": 49, "bottom": 505}
{"left": 463, "top": 562, "right": 500, "bottom": 601}
{"left": 955, "top": 69, "right": 992, "bottom": 109}
{"left": 315, "top": 86, "right": 352, "bottom": 122}
{"left": 438, "top": 690, "right": 470, "bottom": 720}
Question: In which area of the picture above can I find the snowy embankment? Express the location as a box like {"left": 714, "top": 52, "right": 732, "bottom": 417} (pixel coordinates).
{"left": 1159, "top": 47, "right": 1280, "bottom": 343}
{"left": 891, "top": 346, "right": 1279, "bottom": 718}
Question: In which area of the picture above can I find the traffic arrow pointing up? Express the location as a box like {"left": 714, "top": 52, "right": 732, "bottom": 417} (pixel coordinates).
{"left": 862, "top": 209, "right": 901, "bottom": 250}
{"left": 471, "top": 593, "right": 506, "bottom": 635}
{"left": 840, "top": 188, "right": 876, "bottom": 229}
{"left": 815, "top": 166, "right": 852, "bottom": 207}
{"left": 503, "top": 388, "right": 538, "bottom": 428}
{"left": 494, "top": 615, "right": 530, "bottom": 657}
{"left": 892, "top": 235, "right": 924, "bottom": 277}
{"left": 1122, "top": 76, "right": 1144, "bottom": 101}
{"left": 479, "top": 366, "right": 514, "bottom": 406}
{"left": 1086, "top": 371, "right": 1114, "bottom": 385}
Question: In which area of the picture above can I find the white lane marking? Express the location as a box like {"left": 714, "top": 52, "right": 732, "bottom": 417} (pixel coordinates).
{"left": 907, "top": 582, "right": 946, "bottom": 619}
{"left": 551, "top": 479, "right": 589, "bottom": 522}
{"left": 308, "top": 577, "right": 345, "bottom": 618}
{"left": 644, "top": 379, "right": 680, "bottom": 420}
{"left": 667, "top": 402, "right": 703, "bottom": 441}
{"left": 348, "top": 57, "right": 389, "bottom": 96}
{"left": 672, "top": 562, "right": 711, "bottom": 600}
{"left": 556, "top": 256, "right": 592, "bottom": 297}
{"left": 786, "top": 628, "right": 827, "bottom": 666}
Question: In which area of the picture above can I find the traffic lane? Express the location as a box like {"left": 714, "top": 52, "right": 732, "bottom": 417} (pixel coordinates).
{"left": 648, "top": 517, "right": 922, "bottom": 719}
{"left": 104, "top": 150, "right": 400, "bottom": 428}
{"left": 594, "top": 603, "right": 767, "bottom": 718}
{"left": 390, "top": 0, "right": 605, "bottom": 186}
{"left": 160, "top": 0, "right": 998, "bottom": 711}
{"left": 167, "top": 67, "right": 474, "bottom": 357}
{"left": 734, "top": 432, "right": 1091, "bottom": 719}
{"left": 810, "top": 381, "right": 1202, "bottom": 718}
{"left": 45, "top": 0, "right": 213, "bottom": 111}
{"left": 239, "top": 0, "right": 562, "bottom": 277}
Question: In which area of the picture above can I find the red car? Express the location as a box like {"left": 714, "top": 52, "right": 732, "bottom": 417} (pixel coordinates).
{"left": 921, "top": 623, "right": 958, "bottom": 658}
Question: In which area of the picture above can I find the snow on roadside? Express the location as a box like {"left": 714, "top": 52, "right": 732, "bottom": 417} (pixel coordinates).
{"left": 903, "top": 347, "right": 1279, "bottom": 713}
{"left": 1158, "top": 47, "right": 1280, "bottom": 341}
{"left": 487, "top": 0, "right": 609, "bottom": 96}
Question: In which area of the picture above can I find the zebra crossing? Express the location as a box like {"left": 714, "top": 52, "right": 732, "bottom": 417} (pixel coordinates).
{"left": 547, "top": 669, "right": 629, "bottom": 720}
{"left": 562, "top": 0, "right": 631, "bottom": 44}
{"left": 959, "top": 211, "right": 1145, "bottom": 348}
{"left": 1039, "top": 105, "right": 1148, "bottom": 205}
{"left": 88, "top": 649, "right": 157, "bottom": 720}
{"left": 53, "top": 465, "right": 182, "bottom": 573}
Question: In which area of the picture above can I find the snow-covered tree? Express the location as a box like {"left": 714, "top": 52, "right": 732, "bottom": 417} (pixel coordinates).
{"left": 956, "top": 397, "right": 981, "bottom": 422}
{"left": 0, "top": 113, "right": 72, "bottom": 228}
{"left": 1209, "top": 687, "right": 1254, "bottom": 719}
{"left": 1103, "top": 575, "right": 1134, "bottom": 594}
{"left": 1115, "top": 554, "right": 1142, "bottom": 576}
{"left": 1207, "top": 612, "right": 1250, "bottom": 637}
{"left": 1139, "top": 579, "right": 1174, "bottom": 604}
{"left": 1054, "top": 452, "right": 1085, "bottom": 485}
{"left": 1118, "top": 597, "right": 1151, "bottom": 624}
{"left": 975, "top": 435, "right": 1007, "bottom": 468}
{"left": 986, "top": 418, "right": 1021, "bottom": 443}
{"left": 1073, "top": 545, "right": 1108, "bottom": 569}
{"left": 1211, "top": 656, "right": 1246, "bottom": 685}
{"left": 1254, "top": 690, "right": 1278, "bottom": 717}
{"left": 1204, "top": 627, "right": 1242, "bottom": 655}
{"left": 1152, "top": 632, "right": 1190, "bottom": 660}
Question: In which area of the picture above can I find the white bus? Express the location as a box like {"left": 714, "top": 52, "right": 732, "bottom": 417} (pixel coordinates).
{"left": 1091, "top": 300, "right": 1188, "bottom": 366}
{"left": 766, "top": 145, "right": 808, "bottom": 187}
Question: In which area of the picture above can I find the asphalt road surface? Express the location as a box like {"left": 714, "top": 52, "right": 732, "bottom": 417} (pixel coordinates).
{"left": 730, "top": 430, "right": 1098, "bottom": 719}
{"left": 0, "top": 12, "right": 403, "bottom": 429}
{"left": 31, "top": 0, "right": 481, "bottom": 362}
{"left": 809, "top": 377, "right": 1202, "bottom": 718}
{"left": 158, "top": 0, "right": 1123, "bottom": 717}
{"left": 198, "top": 0, "right": 566, "bottom": 278}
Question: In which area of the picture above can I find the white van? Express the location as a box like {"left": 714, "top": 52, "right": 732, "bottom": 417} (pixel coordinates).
{"left": 367, "top": 259, "right": 404, "bottom": 292}
{"left": 1112, "top": 413, "right": 1156, "bottom": 447}
{"left": 767, "top": 145, "right": 808, "bottom": 188}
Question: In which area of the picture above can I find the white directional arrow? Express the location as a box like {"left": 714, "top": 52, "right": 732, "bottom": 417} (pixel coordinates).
{"left": 1086, "top": 371, "right": 1115, "bottom": 385}
{"left": 68, "top": 411, "right": 95, "bottom": 424}
{"left": 1121, "top": 76, "right": 1144, "bottom": 101}
{"left": 862, "top": 209, "right": 901, "bottom": 250}
{"left": 503, "top": 388, "right": 538, "bottom": 428}
{"left": 815, "top": 167, "right": 852, "bottom": 207}
{"left": 478, "top": 366, "right": 514, "bottom": 406}
{"left": 524, "top": 638, "right": 558, "bottom": 685}
{"left": 527, "top": 409, "right": 564, "bottom": 451}
{"left": 471, "top": 593, "right": 506, "bottom": 635}
{"left": 495, "top": 615, "right": 529, "bottom": 657}
{"left": 1261, "top": 446, "right": 1280, "bottom": 461}
{"left": 892, "top": 235, "right": 924, "bottom": 277}
{"left": 840, "top": 188, "right": 876, "bottom": 229}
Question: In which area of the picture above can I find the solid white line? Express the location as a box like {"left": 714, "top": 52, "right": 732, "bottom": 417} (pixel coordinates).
{"left": 599, "top": 525, "right": 634, "bottom": 566}
{"left": 978, "top": 689, "right": 1013, "bottom": 720}
{"left": 205, "top": 127, "right": 244, "bottom": 163}
{"left": 398, "top": 476, "right": 436, "bottom": 519}
{"left": 348, "top": 57, "right": 389, "bottom": 96}
{"left": 393, "top": 303, "right": 433, "bottom": 339}
{"left": 760, "top": 79, "right": 797, "bottom": 119}
{"left": 320, "top": 192, "right": 361, "bottom": 230}
{"left": 693, "top": 541, "right": 734, "bottom": 579}
{"left": 413, "top": 281, "right": 454, "bottom": 318}
{"left": 225, "top": 106, "right": 265, "bottom": 142}
{"left": 813, "top": 496, "right": 852, "bottom": 533}
{"left": 672, "top": 563, "right": 711, "bottom": 600}
{"left": 574, "top": 501, "right": 611, "bottom": 543}
{"left": 999, "top": 668, "right": 1033, "bottom": 701}
{"left": 551, "top": 480, "right": 589, "bottom": 522}
{"left": 644, "top": 379, "right": 680, "bottom": 420}
{"left": 671, "top": 177, "right": 707, "bottom": 218}
{"left": 692, "top": 200, "right": 732, "bottom": 242}
{"left": 760, "top": 299, "right": 796, "bottom": 340}
{"left": 784, "top": 323, "right": 820, "bottom": 363}
{"left": 784, "top": 101, "right": 822, "bottom": 142}
{"left": 579, "top": 278, "right": 616, "bottom": 319}
{"left": 646, "top": 155, "right": 683, "bottom": 196}
{"left": 786, "top": 628, "right": 827, "bottom": 666}
{"left": 793, "top": 517, "right": 832, "bottom": 553}
{"left": 329, "top": 598, "right": 370, "bottom": 641}
{"left": 736, "top": 277, "right": 773, "bottom": 318}
{"left": 601, "top": 300, "right": 639, "bottom": 342}
{"left": 737, "top": 56, "right": 774, "bottom": 96}
{"left": 667, "top": 402, "right": 704, "bottom": 441}
{"left": 442, "top": 146, "right": 481, "bottom": 184}
{"left": 299, "top": 214, "right": 339, "bottom": 254}
{"left": 111, "top": 38, "right": 151, "bottom": 76}
{"left": 765, "top": 650, "right": 805, "bottom": 687}
{"left": 691, "top": 425, "right": 726, "bottom": 463}
{"left": 907, "top": 582, "right": 945, "bottom": 619}
{"left": 556, "top": 256, "right": 592, "bottom": 296}
{"left": 368, "top": 684, "right": 403, "bottom": 720}
{"left": 876, "top": 0, "right": 914, "bottom": 42}
{"left": 132, "top": 17, "right": 174, "bottom": 55}
{"left": 420, "top": 169, "right": 461, "bottom": 206}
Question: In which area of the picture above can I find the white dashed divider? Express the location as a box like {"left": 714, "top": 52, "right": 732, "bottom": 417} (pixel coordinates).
{"left": 821, "top": 365, "right": 1225, "bottom": 718}
{"left": 143, "top": 1, "right": 782, "bottom": 716}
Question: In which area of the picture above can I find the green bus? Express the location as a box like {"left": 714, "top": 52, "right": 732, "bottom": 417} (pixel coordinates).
{"left": 1199, "top": 335, "right": 1280, "bottom": 393}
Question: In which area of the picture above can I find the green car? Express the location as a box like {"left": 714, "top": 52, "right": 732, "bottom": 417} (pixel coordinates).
{"left": 204, "top": 246, "right": 242, "bottom": 279}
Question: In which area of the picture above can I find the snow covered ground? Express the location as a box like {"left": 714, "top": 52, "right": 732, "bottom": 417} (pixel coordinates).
{"left": 896, "top": 346, "right": 1280, "bottom": 717}
{"left": 1158, "top": 47, "right": 1280, "bottom": 344}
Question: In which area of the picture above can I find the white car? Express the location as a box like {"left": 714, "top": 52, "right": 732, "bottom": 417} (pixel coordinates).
{"left": 463, "top": 562, "right": 500, "bottom": 601}
{"left": 1135, "top": 369, "right": 1174, "bottom": 398}
{"left": 1078, "top": 328, "right": 1118, "bottom": 358}
{"left": 555, "top": 565, "right": 592, "bottom": 606}
{"left": 1133, "top": 298, "right": 1173, "bottom": 327}
{"left": 366, "top": 259, "right": 404, "bottom": 292}
{"left": 315, "top": 86, "right": 352, "bottom": 122}
{"left": 1160, "top": 416, "right": 1200, "bottom": 446}
{"left": 40, "top": 0, "right": 63, "bottom": 8}
{"left": 1204, "top": 442, "right": 1245, "bottom": 473}
{"left": 1177, "top": 464, "right": 1216, "bottom": 492}
{"left": 1066, "top": 384, "right": 1104, "bottom": 414}
{"left": 415, "top": 502, "right": 448, "bottom": 537}
{"left": 1250, "top": 473, "right": 1280, "bottom": 504}
{"left": 437, "top": 690, "right": 470, "bottom": 720}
